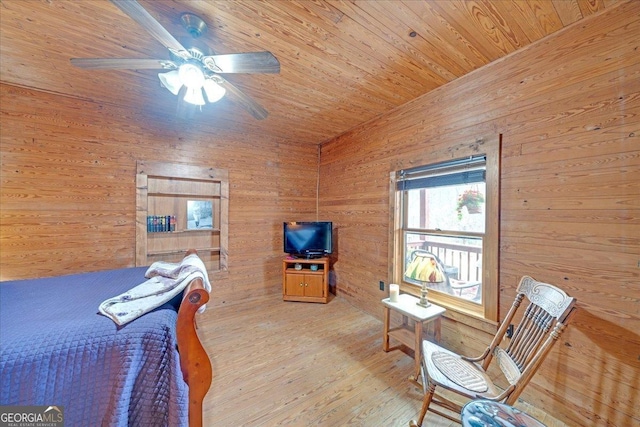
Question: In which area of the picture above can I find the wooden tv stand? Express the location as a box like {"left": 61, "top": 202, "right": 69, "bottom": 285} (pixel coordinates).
{"left": 282, "top": 257, "right": 329, "bottom": 303}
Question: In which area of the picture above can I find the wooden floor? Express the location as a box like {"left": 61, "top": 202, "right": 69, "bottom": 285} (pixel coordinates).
{"left": 198, "top": 293, "right": 563, "bottom": 427}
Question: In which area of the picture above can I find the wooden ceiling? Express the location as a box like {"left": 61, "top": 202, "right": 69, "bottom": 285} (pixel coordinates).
{"left": 0, "top": 0, "right": 617, "bottom": 145}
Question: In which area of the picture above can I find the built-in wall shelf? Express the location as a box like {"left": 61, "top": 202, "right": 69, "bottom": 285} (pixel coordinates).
{"left": 147, "top": 247, "right": 221, "bottom": 257}
{"left": 147, "top": 229, "right": 221, "bottom": 235}
{"left": 136, "top": 160, "right": 229, "bottom": 278}
{"left": 148, "top": 192, "right": 219, "bottom": 198}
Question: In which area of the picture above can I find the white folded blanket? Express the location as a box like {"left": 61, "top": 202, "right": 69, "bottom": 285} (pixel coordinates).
{"left": 99, "top": 253, "right": 212, "bottom": 326}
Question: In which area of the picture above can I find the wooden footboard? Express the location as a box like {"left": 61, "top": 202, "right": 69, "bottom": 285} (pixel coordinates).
{"left": 176, "top": 253, "right": 212, "bottom": 427}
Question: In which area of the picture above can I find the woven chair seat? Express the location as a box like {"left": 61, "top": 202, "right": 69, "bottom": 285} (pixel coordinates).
{"left": 431, "top": 351, "right": 488, "bottom": 393}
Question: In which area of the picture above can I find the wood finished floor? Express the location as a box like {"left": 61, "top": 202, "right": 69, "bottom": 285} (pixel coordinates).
{"left": 198, "top": 293, "right": 562, "bottom": 427}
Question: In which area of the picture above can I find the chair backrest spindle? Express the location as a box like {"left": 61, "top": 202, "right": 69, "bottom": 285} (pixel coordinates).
{"left": 506, "top": 305, "right": 555, "bottom": 370}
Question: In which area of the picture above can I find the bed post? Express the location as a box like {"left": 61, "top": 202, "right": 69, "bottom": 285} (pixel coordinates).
{"left": 177, "top": 275, "right": 212, "bottom": 427}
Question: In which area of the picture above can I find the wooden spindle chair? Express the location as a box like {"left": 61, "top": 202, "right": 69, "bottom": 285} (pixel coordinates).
{"left": 410, "top": 276, "right": 577, "bottom": 426}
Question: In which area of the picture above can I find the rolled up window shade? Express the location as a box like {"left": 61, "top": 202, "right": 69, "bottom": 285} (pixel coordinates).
{"left": 397, "top": 155, "right": 486, "bottom": 191}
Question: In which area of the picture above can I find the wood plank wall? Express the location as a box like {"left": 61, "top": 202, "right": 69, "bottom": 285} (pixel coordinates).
{"left": 1, "top": 2, "right": 638, "bottom": 427}
{"left": 319, "top": 2, "right": 639, "bottom": 427}
{"left": 0, "top": 84, "right": 319, "bottom": 303}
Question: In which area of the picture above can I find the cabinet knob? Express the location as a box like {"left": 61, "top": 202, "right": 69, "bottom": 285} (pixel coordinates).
{"left": 305, "top": 283, "right": 308, "bottom": 287}
{"left": 299, "top": 283, "right": 304, "bottom": 287}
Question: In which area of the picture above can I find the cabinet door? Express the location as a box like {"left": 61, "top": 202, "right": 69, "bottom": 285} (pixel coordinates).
{"left": 285, "top": 273, "right": 306, "bottom": 297}
{"left": 304, "top": 274, "right": 324, "bottom": 298}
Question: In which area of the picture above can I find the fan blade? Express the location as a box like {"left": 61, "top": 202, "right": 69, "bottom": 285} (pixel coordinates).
{"left": 70, "top": 58, "right": 177, "bottom": 70}
{"left": 202, "top": 52, "right": 280, "bottom": 74}
{"left": 216, "top": 77, "right": 269, "bottom": 120}
{"left": 110, "top": 0, "right": 190, "bottom": 60}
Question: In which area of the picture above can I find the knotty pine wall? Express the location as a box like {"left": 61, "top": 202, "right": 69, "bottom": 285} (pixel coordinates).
{"left": 1, "top": 2, "right": 638, "bottom": 426}
{"left": 0, "top": 83, "right": 319, "bottom": 302}
{"left": 319, "top": 3, "right": 639, "bottom": 427}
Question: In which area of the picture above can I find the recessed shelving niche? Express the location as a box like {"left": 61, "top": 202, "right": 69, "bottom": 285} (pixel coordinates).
{"left": 135, "top": 160, "right": 228, "bottom": 278}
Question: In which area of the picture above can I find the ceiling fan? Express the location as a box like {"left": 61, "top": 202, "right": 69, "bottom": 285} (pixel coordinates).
{"left": 70, "top": 0, "right": 280, "bottom": 120}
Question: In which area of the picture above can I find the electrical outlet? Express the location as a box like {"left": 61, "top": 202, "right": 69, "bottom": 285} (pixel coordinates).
{"left": 506, "top": 324, "right": 514, "bottom": 338}
{"left": 379, "top": 280, "right": 385, "bottom": 291}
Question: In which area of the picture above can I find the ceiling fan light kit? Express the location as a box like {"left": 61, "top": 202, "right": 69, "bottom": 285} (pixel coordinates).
{"left": 178, "top": 63, "right": 205, "bottom": 89}
{"left": 158, "top": 70, "right": 182, "bottom": 95}
{"left": 183, "top": 87, "right": 206, "bottom": 106}
{"left": 203, "top": 79, "right": 226, "bottom": 103}
{"left": 158, "top": 64, "right": 227, "bottom": 106}
{"left": 70, "top": 0, "right": 280, "bottom": 119}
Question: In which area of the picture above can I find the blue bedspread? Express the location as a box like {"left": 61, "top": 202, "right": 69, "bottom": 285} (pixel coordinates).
{"left": 0, "top": 267, "right": 188, "bottom": 426}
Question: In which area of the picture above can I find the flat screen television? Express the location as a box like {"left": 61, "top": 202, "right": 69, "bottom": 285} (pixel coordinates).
{"left": 283, "top": 221, "right": 333, "bottom": 258}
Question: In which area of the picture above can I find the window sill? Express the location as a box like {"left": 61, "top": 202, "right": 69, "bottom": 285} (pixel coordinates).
{"left": 401, "top": 285, "right": 498, "bottom": 334}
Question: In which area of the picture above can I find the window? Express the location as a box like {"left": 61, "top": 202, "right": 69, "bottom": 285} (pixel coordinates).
{"left": 391, "top": 146, "right": 499, "bottom": 322}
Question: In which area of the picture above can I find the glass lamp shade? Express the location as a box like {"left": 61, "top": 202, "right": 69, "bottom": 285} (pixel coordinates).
{"left": 159, "top": 63, "right": 216, "bottom": 106}
{"left": 178, "top": 63, "right": 205, "bottom": 89}
{"left": 183, "top": 87, "right": 206, "bottom": 106}
{"left": 203, "top": 79, "right": 226, "bottom": 103}
{"left": 404, "top": 253, "right": 445, "bottom": 283}
{"left": 158, "top": 70, "right": 182, "bottom": 95}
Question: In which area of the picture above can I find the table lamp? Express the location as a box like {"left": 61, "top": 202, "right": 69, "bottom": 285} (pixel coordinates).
{"left": 404, "top": 252, "right": 446, "bottom": 308}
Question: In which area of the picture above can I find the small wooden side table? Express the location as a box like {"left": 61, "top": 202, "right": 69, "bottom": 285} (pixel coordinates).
{"left": 461, "top": 400, "right": 546, "bottom": 427}
{"left": 382, "top": 294, "right": 446, "bottom": 381}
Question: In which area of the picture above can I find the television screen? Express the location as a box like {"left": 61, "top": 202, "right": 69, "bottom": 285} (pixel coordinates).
{"left": 284, "top": 221, "right": 333, "bottom": 258}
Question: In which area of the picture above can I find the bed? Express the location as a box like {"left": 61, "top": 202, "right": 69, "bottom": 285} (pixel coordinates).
{"left": 0, "top": 250, "right": 212, "bottom": 427}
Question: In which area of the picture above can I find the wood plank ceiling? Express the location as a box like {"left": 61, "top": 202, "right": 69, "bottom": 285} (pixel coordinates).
{"left": 0, "top": 0, "right": 617, "bottom": 145}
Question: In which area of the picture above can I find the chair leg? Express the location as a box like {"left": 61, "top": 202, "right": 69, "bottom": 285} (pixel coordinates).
{"left": 409, "top": 381, "right": 436, "bottom": 427}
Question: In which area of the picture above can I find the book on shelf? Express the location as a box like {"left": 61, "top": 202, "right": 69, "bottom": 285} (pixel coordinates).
{"left": 147, "top": 215, "right": 176, "bottom": 233}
